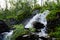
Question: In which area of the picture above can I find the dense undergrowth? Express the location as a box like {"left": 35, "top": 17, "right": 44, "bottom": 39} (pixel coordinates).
{"left": 11, "top": 24, "right": 35, "bottom": 40}
{"left": 11, "top": 24, "right": 29, "bottom": 40}
{"left": 45, "top": 0, "right": 60, "bottom": 40}
{"left": 0, "top": 0, "right": 60, "bottom": 40}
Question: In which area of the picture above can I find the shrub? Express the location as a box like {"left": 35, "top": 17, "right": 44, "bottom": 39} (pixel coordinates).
{"left": 11, "top": 24, "right": 35, "bottom": 40}
{"left": 11, "top": 24, "right": 29, "bottom": 40}
{"left": 46, "top": 10, "right": 60, "bottom": 21}
{"left": 49, "top": 25, "right": 60, "bottom": 37}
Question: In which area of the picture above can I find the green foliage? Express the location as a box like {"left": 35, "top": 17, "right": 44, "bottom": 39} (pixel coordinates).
{"left": 0, "top": 0, "right": 33, "bottom": 21}
{"left": 46, "top": 10, "right": 60, "bottom": 21}
{"left": 11, "top": 24, "right": 35, "bottom": 40}
{"left": 11, "top": 24, "right": 29, "bottom": 40}
{"left": 29, "top": 27, "right": 35, "bottom": 32}
{"left": 40, "top": 0, "right": 60, "bottom": 12}
{"left": 0, "top": 0, "right": 60, "bottom": 39}
{"left": 49, "top": 25, "right": 60, "bottom": 38}
{"left": 16, "top": 2, "right": 32, "bottom": 21}
{"left": 45, "top": 1, "right": 57, "bottom": 10}
{"left": 33, "top": 4, "right": 41, "bottom": 11}
{"left": 45, "top": 0, "right": 60, "bottom": 38}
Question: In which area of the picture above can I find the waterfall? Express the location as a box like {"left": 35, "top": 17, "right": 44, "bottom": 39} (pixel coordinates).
{"left": 25, "top": 10, "right": 49, "bottom": 38}
{"left": 1, "top": 10, "right": 49, "bottom": 40}
{"left": 2, "top": 30, "right": 13, "bottom": 40}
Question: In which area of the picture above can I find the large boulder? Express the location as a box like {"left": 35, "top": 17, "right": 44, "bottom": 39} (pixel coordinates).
{"left": 33, "top": 21, "right": 44, "bottom": 32}
{"left": 33, "top": 21, "right": 44, "bottom": 29}
{"left": 0, "top": 20, "right": 10, "bottom": 34}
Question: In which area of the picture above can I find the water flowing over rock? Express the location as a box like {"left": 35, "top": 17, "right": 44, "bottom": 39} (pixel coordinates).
{"left": 25, "top": 10, "right": 50, "bottom": 39}
{"left": 0, "top": 20, "right": 13, "bottom": 40}
{"left": 20, "top": 10, "right": 39, "bottom": 26}
{"left": 0, "top": 10, "right": 50, "bottom": 40}
{"left": 3, "top": 30, "right": 13, "bottom": 40}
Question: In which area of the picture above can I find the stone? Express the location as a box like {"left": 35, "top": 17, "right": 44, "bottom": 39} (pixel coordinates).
{"left": 33, "top": 21, "right": 44, "bottom": 32}
{"left": 16, "top": 34, "right": 39, "bottom": 40}
{"left": 0, "top": 20, "right": 10, "bottom": 34}
{"left": 33, "top": 21, "right": 44, "bottom": 29}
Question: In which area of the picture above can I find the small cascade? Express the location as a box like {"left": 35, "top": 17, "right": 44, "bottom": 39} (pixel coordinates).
{"left": 2, "top": 30, "right": 13, "bottom": 40}
{"left": 25, "top": 10, "right": 49, "bottom": 39}
{"left": 1, "top": 10, "right": 49, "bottom": 40}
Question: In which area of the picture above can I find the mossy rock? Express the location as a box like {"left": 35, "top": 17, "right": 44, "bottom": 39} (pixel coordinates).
{"left": 46, "top": 10, "right": 60, "bottom": 21}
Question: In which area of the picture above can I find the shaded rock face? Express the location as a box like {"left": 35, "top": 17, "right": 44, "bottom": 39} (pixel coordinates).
{"left": 56, "top": 12, "right": 60, "bottom": 18}
{"left": 16, "top": 36, "right": 30, "bottom": 40}
{"left": 33, "top": 21, "right": 44, "bottom": 29}
{"left": 16, "top": 34, "right": 51, "bottom": 40}
{"left": 16, "top": 34, "right": 39, "bottom": 40}
{"left": 39, "top": 37, "right": 49, "bottom": 40}
{"left": 47, "top": 19, "right": 60, "bottom": 32}
{"left": 33, "top": 21, "right": 44, "bottom": 32}
{"left": 0, "top": 20, "right": 10, "bottom": 34}
{"left": 5, "top": 18, "right": 19, "bottom": 26}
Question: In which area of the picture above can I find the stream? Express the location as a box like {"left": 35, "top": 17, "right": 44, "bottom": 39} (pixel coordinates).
{"left": 1, "top": 10, "right": 50, "bottom": 40}
{"left": 25, "top": 10, "right": 50, "bottom": 40}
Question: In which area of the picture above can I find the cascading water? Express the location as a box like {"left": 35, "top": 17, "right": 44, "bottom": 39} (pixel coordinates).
{"left": 1, "top": 10, "right": 49, "bottom": 40}
{"left": 25, "top": 10, "right": 49, "bottom": 39}
{"left": 2, "top": 30, "right": 13, "bottom": 40}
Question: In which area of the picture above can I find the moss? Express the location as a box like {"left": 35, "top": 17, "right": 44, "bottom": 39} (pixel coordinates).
{"left": 46, "top": 10, "right": 60, "bottom": 21}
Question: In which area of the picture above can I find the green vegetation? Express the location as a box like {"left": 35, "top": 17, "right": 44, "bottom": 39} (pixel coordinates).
{"left": 11, "top": 24, "right": 29, "bottom": 40}
{"left": 0, "top": 0, "right": 60, "bottom": 40}
{"left": 29, "top": 27, "right": 35, "bottom": 32}
{"left": 45, "top": 0, "right": 60, "bottom": 39}
{"left": 49, "top": 25, "right": 60, "bottom": 39}
{"left": 11, "top": 24, "right": 35, "bottom": 40}
{"left": 46, "top": 10, "right": 60, "bottom": 21}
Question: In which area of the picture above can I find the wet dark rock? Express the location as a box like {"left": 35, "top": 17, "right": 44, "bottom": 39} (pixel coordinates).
{"left": 56, "top": 12, "right": 60, "bottom": 18}
{"left": 16, "top": 34, "right": 39, "bottom": 40}
{"left": 5, "top": 18, "right": 19, "bottom": 26}
{"left": 39, "top": 37, "right": 54, "bottom": 40}
{"left": 16, "top": 36, "right": 30, "bottom": 40}
{"left": 33, "top": 21, "right": 44, "bottom": 29}
{"left": 0, "top": 34, "right": 3, "bottom": 40}
{"left": 0, "top": 20, "right": 10, "bottom": 34}
{"left": 9, "top": 18, "right": 19, "bottom": 25}
{"left": 33, "top": 21, "right": 44, "bottom": 32}
{"left": 39, "top": 37, "right": 49, "bottom": 40}
{"left": 9, "top": 18, "right": 18, "bottom": 25}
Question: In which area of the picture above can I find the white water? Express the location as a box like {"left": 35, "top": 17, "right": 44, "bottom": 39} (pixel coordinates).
{"left": 2, "top": 10, "right": 49, "bottom": 40}
{"left": 2, "top": 30, "right": 13, "bottom": 40}
{"left": 25, "top": 10, "right": 49, "bottom": 38}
